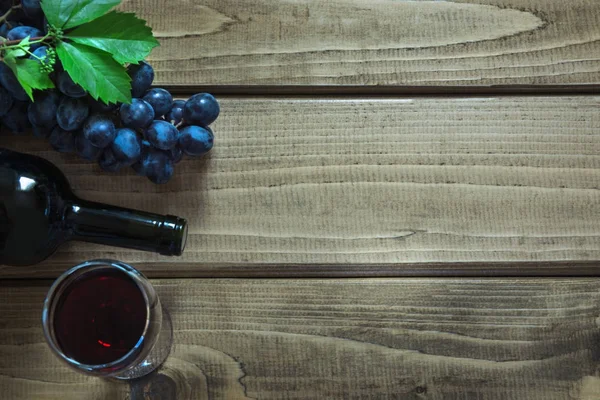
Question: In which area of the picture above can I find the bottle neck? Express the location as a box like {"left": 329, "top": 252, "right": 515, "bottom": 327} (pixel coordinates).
{"left": 64, "top": 199, "right": 188, "bottom": 256}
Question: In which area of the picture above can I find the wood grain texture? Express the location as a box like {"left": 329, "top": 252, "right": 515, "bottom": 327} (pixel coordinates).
{"left": 1, "top": 278, "right": 600, "bottom": 399}
{"left": 1, "top": 96, "right": 600, "bottom": 278}
{"left": 118, "top": 0, "right": 600, "bottom": 87}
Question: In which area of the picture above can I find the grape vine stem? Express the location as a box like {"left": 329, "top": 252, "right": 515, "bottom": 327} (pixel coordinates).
{"left": 1, "top": 36, "right": 47, "bottom": 48}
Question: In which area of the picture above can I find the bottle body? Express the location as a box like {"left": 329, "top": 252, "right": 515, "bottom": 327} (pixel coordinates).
{"left": 0, "top": 149, "right": 187, "bottom": 266}
{"left": 0, "top": 149, "right": 71, "bottom": 266}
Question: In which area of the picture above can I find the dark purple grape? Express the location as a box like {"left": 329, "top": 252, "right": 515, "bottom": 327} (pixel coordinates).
{"left": 183, "top": 93, "right": 220, "bottom": 126}
{"left": 138, "top": 148, "right": 174, "bottom": 184}
{"left": 22, "top": 0, "right": 42, "bottom": 18}
{"left": 56, "top": 97, "right": 89, "bottom": 131}
{"left": 98, "top": 148, "right": 126, "bottom": 172}
{"left": 143, "top": 88, "right": 173, "bottom": 117}
{"left": 127, "top": 61, "right": 154, "bottom": 98}
{"left": 111, "top": 128, "right": 142, "bottom": 165}
{"left": 49, "top": 126, "right": 76, "bottom": 153}
{"left": 178, "top": 125, "right": 214, "bottom": 156}
{"left": 28, "top": 90, "right": 59, "bottom": 128}
{"left": 83, "top": 114, "right": 116, "bottom": 149}
{"left": 75, "top": 131, "right": 102, "bottom": 161}
{"left": 0, "top": 62, "right": 28, "bottom": 101}
{"left": 120, "top": 98, "right": 154, "bottom": 129}
{"left": 0, "top": 84, "right": 14, "bottom": 117}
{"left": 29, "top": 45, "right": 48, "bottom": 64}
{"left": 57, "top": 71, "right": 86, "bottom": 98}
{"left": 166, "top": 100, "right": 185, "bottom": 125}
{"left": 145, "top": 120, "right": 178, "bottom": 150}
{"left": 1, "top": 101, "right": 31, "bottom": 134}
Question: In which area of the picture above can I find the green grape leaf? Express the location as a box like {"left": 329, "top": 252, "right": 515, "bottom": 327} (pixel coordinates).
{"left": 6, "top": 48, "right": 27, "bottom": 59}
{"left": 65, "top": 12, "right": 159, "bottom": 64}
{"left": 41, "top": 0, "right": 121, "bottom": 29}
{"left": 18, "top": 36, "right": 32, "bottom": 51}
{"left": 56, "top": 41, "right": 131, "bottom": 104}
{"left": 3, "top": 36, "right": 31, "bottom": 62}
{"left": 3, "top": 53, "right": 55, "bottom": 101}
{"left": 2, "top": 49, "right": 18, "bottom": 66}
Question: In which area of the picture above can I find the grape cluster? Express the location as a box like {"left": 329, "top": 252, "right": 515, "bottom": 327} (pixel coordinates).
{"left": 0, "top": 1, "right": 218, "bottom": 185}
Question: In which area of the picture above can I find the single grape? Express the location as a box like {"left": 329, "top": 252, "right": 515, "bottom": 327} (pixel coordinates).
{"left": 0, "top": 62, "right": 28, "bottom": 101}
{"left": 83, "top": 114, "right": 116, "bottom": 149}
{"left": 1, "top": 101, "right": 31, "bottom": 134}
{"left": 49, "top": 126, "right": 76, "bottom": 153}
{"left": 99, "top": 148, "right": 126, "bottom": 172}
{"left": 75, "top": 131, "right": 102, "bottom": 161}
{"left": 56, "top": 97, "right": 90, "bottom": 131}
{"left": 166, "top": 100, "right": 185, "bottom": 125}
{"left": 138, "top": 148, "right": 174, "bottom": 184}
{"left": 183, "top": 93, "right": 220, "bottom": 126}
{"left": 120, "top": 98, "right": 154, "bottom": 129}
{"left": 87, "top": 96, "right": 118, "bottom": 113}
{"left": 143, "top": 88, "right": 173, "bottom": 117}
{"left": 22, "top": 0, "right": 42, "bottom": 18}
{"left": 57, "top": 71, "right": 86, "bottom": 98}
{"left": 7, "top": 26, "right": 44, "bottom": 49}
{"left": 145, "top": 120, "right": 178, "bottom": 150}
{"left": 0, "top": 85, "right": 14, "bottom": 117}
{"left": 178, "top": 125, "right": 214, "bottom": 156}
{"left": 29, "top": 45, "right": 48, "bottom": 64}
{"left": 127, "top": 61, "right": 154, "bottom": 98}
{"left": 111, "top": 128, "right": 142, "bottom": 165}
{"left": 28, "top": 90, "right": 59, "bottom": 128}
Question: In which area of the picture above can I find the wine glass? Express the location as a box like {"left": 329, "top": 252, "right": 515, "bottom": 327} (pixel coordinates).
{"left": 42, "top": 260, "right": 172, "bottom": 380}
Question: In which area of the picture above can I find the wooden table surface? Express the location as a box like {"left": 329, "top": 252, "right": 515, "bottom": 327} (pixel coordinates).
{"left": 1, "top": 1, "right": 600, "bottom": 399}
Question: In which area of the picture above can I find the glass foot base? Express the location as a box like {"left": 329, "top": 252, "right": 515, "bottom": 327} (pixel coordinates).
{"left": 113, "top": 308, "right": 173, "bottom": 380}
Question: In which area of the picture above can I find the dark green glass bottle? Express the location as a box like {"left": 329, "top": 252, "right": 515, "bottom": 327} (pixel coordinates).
{"left": 0, "top": 148, "right": 188, "bottom": 266}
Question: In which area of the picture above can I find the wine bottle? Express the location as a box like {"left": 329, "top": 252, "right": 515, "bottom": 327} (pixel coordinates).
{"left": 0, "top": 148, "right": 188, "bottom": 266}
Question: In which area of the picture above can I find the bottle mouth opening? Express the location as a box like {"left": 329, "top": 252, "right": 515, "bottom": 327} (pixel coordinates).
{"left": 180, "top": 222, "right": 188, "bottom": 254}
{"left": 160, "top": 216, "right": 188, "bottom": 256}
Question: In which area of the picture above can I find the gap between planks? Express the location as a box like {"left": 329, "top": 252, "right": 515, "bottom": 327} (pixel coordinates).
{"left": 165, "top": 84, "right": 600, "bottom": 97}
{"left": 2, "top": 261, "right": 600, "bottom": 280}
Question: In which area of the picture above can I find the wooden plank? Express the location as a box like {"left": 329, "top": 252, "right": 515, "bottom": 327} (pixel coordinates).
{"left": 118, "top": 0, "right": 600, "bottom": 87}
{"left": 1, "top": 278, "right": 600, "bottom": 399}
{"left": 1, "top": 96, "right": 600, "bottom": 278}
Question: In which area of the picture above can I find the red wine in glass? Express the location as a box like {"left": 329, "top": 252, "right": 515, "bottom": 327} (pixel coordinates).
{"left": 43, "top": 260, "right": 172, "bottom": 379}
{"left": 53, "top": 268, "right": 147, "bottom": 365}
